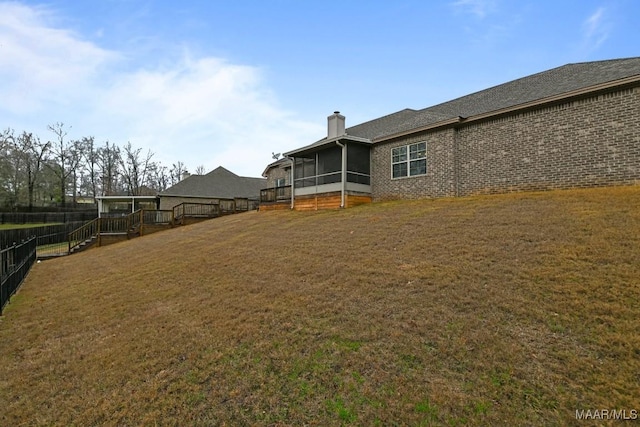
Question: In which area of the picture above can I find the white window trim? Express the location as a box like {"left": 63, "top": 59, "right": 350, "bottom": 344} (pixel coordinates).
{"left": 391, "top": 141, "right": 427, "bottom": 179}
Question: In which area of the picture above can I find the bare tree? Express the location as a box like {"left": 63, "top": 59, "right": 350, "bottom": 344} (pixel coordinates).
{"left": 169, "top": 161, "right": 189, "bottom": 185}
{"left": 47, "top": 122, "right": 82, "bottom": 206}
{"left": 39, "top": 159, "right": 62, "bottom": 205}
{"left": 70, "top": 141, "right": 83, "bottom": 205}
{"left": 97, "top": 141, "right": 121, "bottom": 196}
{"left": 194, "top": 164, "right": 207, "bottom": 175}
{"left": 80, "top": 136, "right": 99, "bottom": 198}
{"left": 1, "top": 124, "right": 188, "bottom": 206}
{"left": 120, "top": 142, "right": 155, "bottom": 195}
{"left": 150, "top": 164, "right": 170, "bottom": 192}
{"left": 0, "top": 128, "right": 21, "bottom": 208}
{"left": 15, "top": 131, "right": 50, "bottom": 210}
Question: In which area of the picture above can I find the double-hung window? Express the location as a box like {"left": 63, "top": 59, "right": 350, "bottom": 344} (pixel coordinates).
{"left": 392, "top": 142, "right": 426, "bottom": 178}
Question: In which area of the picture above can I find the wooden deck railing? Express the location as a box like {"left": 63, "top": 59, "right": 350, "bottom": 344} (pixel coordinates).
{"left": 65, "top": 199, "right": 256, "bottom": 255}
{"left": 143, "top": 209, "right": 173, "bottom": 225}
{"left": 260, "top": 185, "right": 291, "bottom": 203}
{"left": 68, "top": 218, "right": 99, "bottom": 253}
{"left": 100, "top": 214, "right": 133, "bottom": 234}
{"left": 172, "top": 199, "right": 257, "bottom": 222}
{"left": 173, "top": 203, "right": 220, "bottom": 223}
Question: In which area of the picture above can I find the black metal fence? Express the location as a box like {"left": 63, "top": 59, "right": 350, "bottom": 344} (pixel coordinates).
{"left": 1, "top": 237, "right": 37, "bottom": 315}
{"left": 36, "top": 222, "right": 92, "bottom": 257}
{"left": 0, "top": 222, "right": 87, "bottom": 251}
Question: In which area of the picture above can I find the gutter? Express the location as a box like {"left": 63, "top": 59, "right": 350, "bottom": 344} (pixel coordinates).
{"left": 285, "top": 134, "right": 370, "bottom": 158}
{"left": 462, "top": 74, "right": 640, "bottom": 125}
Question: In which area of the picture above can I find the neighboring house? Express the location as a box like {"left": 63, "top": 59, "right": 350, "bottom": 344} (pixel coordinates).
{"left": 261, "top": 57, "right": 640, "bottom": 210}
{"left": 95, "top": 185, "right": 162, "bottom": 216}
{"left": 96, "top": 195, "right": 159, "bottom": 217}
{"left": 159, "top": 166, "right": 266, "bottom": 211}
{"left": 260, "top": 157, "right": 294, "bottom": 209}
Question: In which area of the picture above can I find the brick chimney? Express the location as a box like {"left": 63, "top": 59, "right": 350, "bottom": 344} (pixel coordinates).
{"left": 327, "top": 111, "right": 345, "bottom": 139}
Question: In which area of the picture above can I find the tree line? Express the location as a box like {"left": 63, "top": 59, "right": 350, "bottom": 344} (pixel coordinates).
{"left": 1, "top": 123, "right": 204, "bottom": 210}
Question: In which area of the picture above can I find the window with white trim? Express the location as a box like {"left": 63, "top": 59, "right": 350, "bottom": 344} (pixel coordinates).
{"left": 275, "top": 178, "right": 286, "bottom": 187}
{"left": 392, "top": 142, "right": 426, "bottom": 178}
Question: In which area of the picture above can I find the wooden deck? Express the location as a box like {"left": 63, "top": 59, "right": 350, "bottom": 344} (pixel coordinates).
{"left": 263, "top": 192, "right": 372, "bottom": 211}
{"left": 41, "top": 200, "right": 257, "bottom": 259}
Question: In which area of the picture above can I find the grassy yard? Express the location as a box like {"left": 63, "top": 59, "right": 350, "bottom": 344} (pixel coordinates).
{"left": 0, "top": 223, "right": 59, "bottom": 230}
{"left": 1, "top": 186, "right": 639, "bottom": 425}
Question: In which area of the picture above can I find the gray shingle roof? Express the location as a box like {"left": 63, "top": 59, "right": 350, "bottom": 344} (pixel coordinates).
{"left": 346, "top": 109, "right": 419, "bottom": 139}
{"left": 280, "top": 57, "right": 640, "bottom": 158}
{"left": 347, "top": 57, "right": 640, "bottom": 142}
{"left": 425, "top": 57, "right": 640, "bottom": 119}
{"left": 160, "top": 166, "right": 266, "bottom": 199}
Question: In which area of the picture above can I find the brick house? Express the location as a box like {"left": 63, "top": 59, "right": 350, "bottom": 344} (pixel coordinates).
{"left": 260, "top": 57, "right": 640, "bottom": 210}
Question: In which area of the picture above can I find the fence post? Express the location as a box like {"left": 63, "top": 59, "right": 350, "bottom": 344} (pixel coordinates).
{"left": 97, "top": 217, "right": 102, "bottom": 247}
{"left": 140, "top": 210, "right": 144, "bottom": 236}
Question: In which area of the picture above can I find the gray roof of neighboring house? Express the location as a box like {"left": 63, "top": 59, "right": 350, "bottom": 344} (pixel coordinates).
{"left": 160, "top": 166, "right": 266, "bottom": 199}
{"left": 315, "top": 57, "right": 640, "bottom": 145}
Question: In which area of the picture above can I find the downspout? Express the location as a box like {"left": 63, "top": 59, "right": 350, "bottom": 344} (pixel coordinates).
{"left": 453, "top": 127, "right": 460, "bottom": 197}
{"left": 336, "top": 141, "right": 346, "bottom": 208}
{"left": 454, "top": 116, "right": 465, "bottom": 198}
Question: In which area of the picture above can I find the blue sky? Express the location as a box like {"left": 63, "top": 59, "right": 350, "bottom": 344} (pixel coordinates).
{"left": 1, "top": 0, "right": 638, "bottom": 177}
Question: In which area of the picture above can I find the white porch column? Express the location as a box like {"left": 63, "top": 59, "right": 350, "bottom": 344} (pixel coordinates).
{"left": 337, "top": 141, "right": 346, "bottom": 208}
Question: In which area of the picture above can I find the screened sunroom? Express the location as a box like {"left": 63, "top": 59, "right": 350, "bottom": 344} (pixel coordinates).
{"left": 261, "top": 111, "right": 373, "bottom": 210}
{"left": 285, "top": 135, "right": 372, "bottom": 209}
{"left": 294, "top": 142, "right": 370, "bottom": 189}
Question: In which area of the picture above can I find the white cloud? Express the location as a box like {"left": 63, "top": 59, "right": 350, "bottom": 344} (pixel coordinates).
{"left": 581, "top": 7, "right": 610, "bottom": 52}
{"left": 0, "top": 2, "right": 120, "bottom": 113}
{"left": 86, "top": 54, "right": 322, "bottom": 176}
{"left": 449, "top": 0, "right": 518, "bottom": 49}
{"left": 450, "top": 0, "right": 497, "bottom": 19}
{"left": 0, "top": 2, "right": 322, "bottom": 177}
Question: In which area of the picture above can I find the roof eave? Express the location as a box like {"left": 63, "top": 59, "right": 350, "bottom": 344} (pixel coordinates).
{"left": 284, "top": 135, "right": 372, "bottom": 157}
{"left": 462, "top": 74, "right": 640, "bottom": 125}
{"left": 374, "top": 74, "right": 640, "bottom": 143}
{"left": 96, "top": 195, "right": 159, "bottom": 200}
{"left": 372, "top": 116, "right": 462, "bottom": 143}
{"left": 262, "top": 158, "right": 293, "bottom": 177}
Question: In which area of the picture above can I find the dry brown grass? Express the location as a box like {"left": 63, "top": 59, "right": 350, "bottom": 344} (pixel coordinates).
{"left": 1, "top": 186, "right": 639, "bottom": 426}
